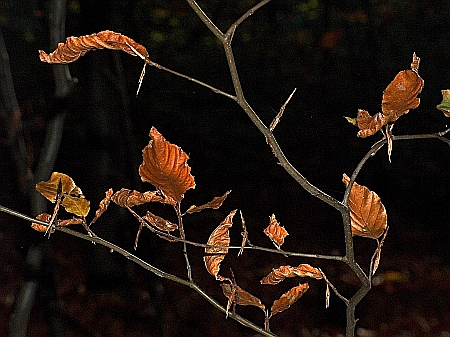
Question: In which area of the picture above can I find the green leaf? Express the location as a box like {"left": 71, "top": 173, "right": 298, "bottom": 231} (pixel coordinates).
{"left": 437, "top": 89, "right": 450, "bottom": 117}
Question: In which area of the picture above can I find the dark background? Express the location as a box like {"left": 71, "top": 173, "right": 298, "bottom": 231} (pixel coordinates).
{"left": 2, "top": 0, "right": 450, "bottom": 336}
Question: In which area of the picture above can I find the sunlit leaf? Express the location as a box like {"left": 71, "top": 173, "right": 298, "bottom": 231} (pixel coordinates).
{"left": 261, "top": 264, "right": 323, "bottom": 285}
{"left": 58, "top": 217, "right": 84, "bottom": 227}
{"left": 36, "top": 172, "right": 79, "bottom": 202}
{"left": 111, "top": 188, "right": 173, "bottom": 207}
{"left": 355, "top": 109, "right": 387, "bottom": 138}
{"left": 62, "top": 195, "right": 90, "bottom": 217}
{"left": 143, "top": 211, "right": 178, "bottom": 232}
{"left": 204, "top": 210, "right": 236, "bottom": 280}
{"left": 437, "top": 89, "right": 450, "bottom": 117}
{"left": 264, "top": 214, "right": 289, "bottom": 249}
{"left": 31, "top": 213, "right": 52, "bottom": 233}
{"left": 139, "top": 127, "right": 195, "bottom": 203}
{"left": 343, "top": 173, "right": 387, "bottom": 239}
{"left": 221, "top": 283, "right": 265, "bottom": 311}
{"left": 91, "top": 188, "right": 113, "bottom": 224}
{"left": 39, "top": 30, "right": 149, "bottom": 64}
{"left": 185, "top": 190, "right": 231, "bottom": 214}
{"left": 271, "top": 283, "right": 309, "bottom": 316}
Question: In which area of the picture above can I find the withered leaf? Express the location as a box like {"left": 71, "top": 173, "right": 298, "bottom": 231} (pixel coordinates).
{"left": 343, "top": 173, "right": 387, "bottom": 239}
{"left": 111, "top": 188, "right": 173, "bottom": 207}
{"left": 264, "top": 214, "right": 289, "bottom": 249}
{"left": 221, "top": 283, "right": 265, "bottom": 311}
{"left": 238, "top": 210, "right": 248, "bottom": 256}
{"left": 261, "top": 264, "right": 323, "bottom": 285}
{"left": 204, "top": 210, "right": 236, "bottom": 279}
{"left": 143, "top": 211, "right": 178, "bottom": 232}
{"left": 139, "top": 127, "right": 195, "bottom": 203}
{"left": 39, "top": 30, "right": 149, "bottom": 64}
{"left": 91, "top": 188, "right": 113, "bottom": 224}
{"left": 58, "top": 217, "right": 84, "bottom": 227}
{"left": 372, "top": 227, "right": 389, "bottom": 275}
{"left": 31, "top": 213, "right": 52, "bottom": 233}
{"left": 355, "top": 109, "right": 388, "bottom": 138}
{"left": 271, "top": 283, "right": 309, "bottom": 316}
{"left": 185, "top": 190, "right": 231, "bottom": 214}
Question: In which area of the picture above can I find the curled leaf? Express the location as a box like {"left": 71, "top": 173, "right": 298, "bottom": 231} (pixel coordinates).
{"left": 91, "top": 188, "right": 113, "bottom": 224}
{"left": 271, "top": 283, "right": 309, "bottom": 316}
{"left": 372, "top": 226, "right": 389, "bottom": 275}
{"left": 221, "top": 283, "right": 265, "bottom": 311}
{"left": 139, "top": 127, "right": 195, "bottom": 203}
{"left": 204, "top": 210, "right": 236, "bottom": 280}
{"left": 111, "top": 188, "right": 173, "bottom": 207}
{"left": 355, "top": 110, "right": 388, "bottom": 138}
{"left": 343, "top": 173, "right": 387, "bottom": 239}
{"left": 238, "top": 211, "right": 248, "bottom": 256}
{"left": 58, "top": 217, "right": 84, "bottom": 227}
{"left": 39, "top": 30, "right": 149, "bottom": 64}
{"left": 185, "top": 190, "right": 231, "bottom": 214}
{"left": 31, "top": 213, "right": 52, "bottom": 233}
{"left": 143, "top": 211, "right": 178, "bottom": 232}
{"left": 437, "top": 89, "right": 450, "bottom": 117}
{"left": 264, "top": 214, "right": 289, "bottom": 249}
{"left": 261, "top": 264, "right": 323, "bottom": 285}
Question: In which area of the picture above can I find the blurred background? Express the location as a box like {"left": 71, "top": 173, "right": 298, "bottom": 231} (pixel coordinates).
{"left": 1, "top": 0, "right": 450, "bottom": 336}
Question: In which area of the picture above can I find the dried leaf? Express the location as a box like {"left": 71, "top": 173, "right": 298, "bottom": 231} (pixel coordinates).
{"left": 355, "top": 109, "right": 388, "bottom": 138}
{"left": 58, "top": 217, "right": 84, "bottom": 227}
{"left": 204, "top": 210, "right": 236, "bottom": 279}
{"left": 139, "top": 127, "right": 195, "bottom": 203}
{"left": 91, "top": 188, "right": 113, "bottom": 224}
{"left": 111, "top": 188, "right": 173, "bottom": 207}
{"left": 261, "top": 264, "right": 324, "bottom": 285}
{"left": 343, "top": 173, "right": 387, "bottom": 239}
{"left": 31, "top": 213, "right": 52, "bottom": 233}
{"left": 143, "top": 211, "right": 178, "bottom": 231}
{"left": 39, "top": 30, "right": 149, "bottom": 64}
{"left": 185, "top": 190, "right": 231, "bottom": 214}
{"left": 61, "top": 195, "right": 90, "bottom": 217}
{"left": 264, "top": 214, "right": 289, "bottom": 249}
{"left": 325, "top": 283, "right": 330, "bottom": 308}
{"left": 221, "top": 283, "right": 265, "bottom": 311}
{"left": 271, "top": 283, "right": 309, "bottom": 316}
{"left": 372, "top": 227, "right": 389, "bottom": 275}
{"left": 238, "top": 210, "right": 248, "bottom": 256}
{"left": 437, "top": 89, "right": 450, "bottom": 117}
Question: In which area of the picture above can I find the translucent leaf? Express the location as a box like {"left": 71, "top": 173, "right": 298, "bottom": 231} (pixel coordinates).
{"left": 437, "top": 89, "right": 450, "bottom": 117}
{"left": 185, "top": 190, "right": 231, "bottom": 214}
{"left": 36, "top": 172, "right": 79, "bottom": 202}
{"left": 264, "top": 214, "right": 289, "bottom": 249}
{"left": 271, "top": 283, "right": 309, "bottom": 316}
{"left": 143, "top": 211, "right": 178, "bottom": 232}
{"left": 91, "top": 188, "right": 113, "bottom": 224}
{"left": 139, "top": 127, "right": 195, "bottom": 203}
{"left": 261, "top": 264, "right": 323, "bottom": 285}
{"left": 111, "top": 188, "right": 173, "bottom": 207}
{"left": 343, "top": 173, "right": 387, "bottom": 239}
{"left": 62, "top": 195, "right": 90, "bottom": 217}
{"left": 39, "top": 30, "right": 149, "bottom": 64}
{"left": 31, "top": 213, "right": 52, "bottom": 233}
{"left": 221, "top": 283, "right": 265, "bottom": 311}
{"left": 204, "top": 210, "right": 236, "bottom": 279}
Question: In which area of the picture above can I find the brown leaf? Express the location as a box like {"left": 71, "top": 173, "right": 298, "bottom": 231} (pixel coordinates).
{"left": 238, "top": 210, "right": 248, "bottom": 256}
{"left": 372, "top": 227, "right": 389, "bottom": 275}
{"left": 58, "top": 217, "right": 84, "bottom": 227}
{"left": 264, "top": 214, "right": 289, "bottom": 249}
{"left": 39, "top": 30, "right": 149, "bottom": 64}
{"left": 343, "top": 173, "right": 387, "bottom": 239}
{"left": 355, "top": 109, "right": 388, "bottom": 138}
{"left": 204, "top": 210, "right": 236, "bottom": 279}
{"left": 111, "top": 188, "right": 173, "bottom": 207}
{"left": 261, "top": 264, "right": 324, "bottom": 285}
{"left": 143, "top": 211, "right": 178, "bottom": 232}
{"left": 185, "top": 190, "right": 231, "bottom": 214}
{"left": 325, "top": 283, "right": 330, "bottom": 308}
{"left": 271, "top": 283, "right": 309, "bottom": 316}
{"left": 91, "top": 188, "right": 113, "bottom": 224}
{"left": 139, "top": 127, "right": 195, "bottom": 203}
{"left": 31, "top": 213, "right": 52, "bottom": 233}
{"left": 221, "top": 283, "right": 265, "bottom": 311}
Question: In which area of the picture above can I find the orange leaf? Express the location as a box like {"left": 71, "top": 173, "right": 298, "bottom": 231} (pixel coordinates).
{"left": 31, "top": 213, "right": 52, "bottom": 233}
{"left": 238, "top": 211, "right": 248, "bottom": 256}
{"left": 91, "top": 188, "right": 113, "bottom": 224}
{"left": 36, "top": 172, "right": 80, "bottom": 202}
{"left": 58, "top": 217, "right": 83, "bottom": 227}
{"left": 139, "top": 127, "right": 195, "bottom": 203}
{"left": 264, "top": 214, "right": 289, "bottom": 249}
{"left": 221, "top": 283, "right": 265, "bottom": 311}
{"left": 261, "top": 264, "right": 323, "bottom": 285}
{"left": 204, "top": 210, "right": 236, "bottom": 279}
{"left": 355, "top": 109, "right": 388, "bottom": 138}
{"left": 271, "top": 283, "right": 309, "bottom": 316}
{"left": 111, "top": 188, "right": 173, "bottom": 207}
{"left": 143, "top": 211, "right": 178, "bottom": 232}
{"left": 343, "top": 173, "right": 387, "bottom": 239}
{"left": 185, "top": 190, "right": 231, "bottom": 214}
{"left": 39, "top": 30, "right": 149, "bottom": 64}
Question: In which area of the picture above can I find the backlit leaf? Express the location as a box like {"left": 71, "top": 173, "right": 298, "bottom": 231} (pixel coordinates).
{"left": 271, "top": 283, "right": 309, "bottom": 316}
{"left": 185, "top": 190, "right": 231, "bottom": 214}
{"left": 221, "top": 283, "right": 265, "bottom": 311}
{"left": 58, "top": 218, "right": 84, "bottom": 227}
{"left": 62, "top": 195, "right": 90, "bottom": 217}
{"left": 111, "top": 188, "right": 173, "bottom": 207}
{"left": 264, "top": 214, "right": 289, "bottom": 249}
{"left": 355, "top": 109, "right": 387, "bottom": 138}
{"left": 204, "top": 210, "right": 236, "bottom": 280}
{"left": 343, "top": 173, "right": 387, "bottom": 239}
{"left": 143, "top": 211, "right": 178, "bottom": 232}
{"left": 31, "top": 213, "right": 52, "bottom": 233}
{"left": 139, "top": 127, "right": 195, "bottom": 203}
{"left": 91, "top": 188, "right": 113, "bottom": 224}
{"left": 36, "top": 172, "right": 79, "bottom": 202}
{"left": 437, "top": 89, "right": 450, "bottom": 117}
{"left": 261, "top": 264, "right": 323, "bottom": 285}
{"left": 39, "top": 30, "right": 149, "bottom": 64}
